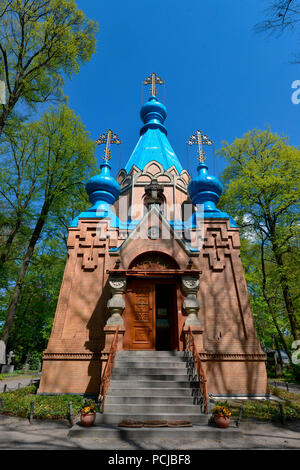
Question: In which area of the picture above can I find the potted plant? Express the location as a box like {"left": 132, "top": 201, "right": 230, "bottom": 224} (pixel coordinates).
{"left": 80, "top": 400, "right": 97, "bottom": 427}
{"left": 211, "top": 401, "right": 231, "bottom": 428}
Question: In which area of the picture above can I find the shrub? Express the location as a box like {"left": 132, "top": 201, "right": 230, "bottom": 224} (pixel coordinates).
{"left": 0, "top": 386, "right": 87, "bottom": 420}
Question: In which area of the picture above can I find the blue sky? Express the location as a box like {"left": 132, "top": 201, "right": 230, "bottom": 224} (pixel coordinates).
{"left": 64, "top": 0, "right": 300, "bottom": 179}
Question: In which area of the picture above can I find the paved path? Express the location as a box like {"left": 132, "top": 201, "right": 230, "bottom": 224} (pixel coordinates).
{"left": 0, "top": 374, "right": 40, "bottom": 393}
{"left": 268, "top": 380, "right": 300, "bottom": 394}
{"left": 0, "top": 377, "right": 299, "bottom": 449}
{"left": 0, "top": 414, "right": 299, "bottom": 450}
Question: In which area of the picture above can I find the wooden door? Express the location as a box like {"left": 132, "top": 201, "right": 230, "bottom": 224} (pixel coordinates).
{"left": 123, "top": 279, "right": 155, "bottom": 350}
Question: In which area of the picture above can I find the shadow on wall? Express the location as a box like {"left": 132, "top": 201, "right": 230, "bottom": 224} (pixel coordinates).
{"left": 84, "top": 279, "right": 111, "bottom": 396}
{"left": 201, "top": 252, "right": 266, "bottom": 396}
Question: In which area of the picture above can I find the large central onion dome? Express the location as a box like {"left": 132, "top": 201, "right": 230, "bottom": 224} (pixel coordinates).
{"left": 139, "top": 95, "right": 167, "bottom": 135}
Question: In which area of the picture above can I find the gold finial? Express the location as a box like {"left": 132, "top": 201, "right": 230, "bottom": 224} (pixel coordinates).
{"left": 96, "top": 129, "right": 121, "bottom": 161}
{"left": 187, "top": 130, "right": 213, "bottom": 163}
{"left": 143, "top": 72, "right": 164, "bottom": 97}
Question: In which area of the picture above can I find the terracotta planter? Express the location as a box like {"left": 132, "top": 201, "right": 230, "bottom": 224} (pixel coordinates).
{"left": 80, "top": 412, "right": 96, "bottom": 427}
{"left": 213, "top": 414, "right": 230, "bottom": 428}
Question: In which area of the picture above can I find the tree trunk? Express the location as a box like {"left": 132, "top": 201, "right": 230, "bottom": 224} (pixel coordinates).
{"left": 265, "top": 297, "right": 292, "bottom": 363}
{"left": 260, "top": 237, "right": 293, "bottom": 363}
{"left": 273, "top": 249, "right": 300, "bottom": 341}
{"left": 274, "top": 335, "right": 284, "bottom": 368}
{"left": 0, "top": 94, "right": 17, "bottom": 140}
{"left": 1, "top": 200, "right": 51, "bottom": 344}
{"left": 0, "top": 108, "right": 9, "bottom": 139}
{"left": 0, "top": 216, "right": 22, "bottom": 268}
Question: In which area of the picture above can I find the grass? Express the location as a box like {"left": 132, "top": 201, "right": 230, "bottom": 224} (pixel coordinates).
{"left": 0, "top": 384, "right": 299, "bottom": 423}
{"left": 0, "top": 385, "right": 87, "bottom": 420}
{"left": 217, "top": 386, "right": 300, "bottom": 422}
{"left": 0, "top": 370, "right": 40, "bottom": 380}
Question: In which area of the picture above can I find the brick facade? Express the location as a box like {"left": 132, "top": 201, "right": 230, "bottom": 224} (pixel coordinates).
{"left": 38, "top": 159, "right": 268, "bottom": 397}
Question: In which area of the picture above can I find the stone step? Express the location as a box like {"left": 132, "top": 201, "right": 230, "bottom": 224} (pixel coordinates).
{"left": 109, "top": 380, "right": 197, "bottom": 388}
{"left": 107, "top": 387, "right": 195, "bottom": 397}
{"left": 111, "top": 373, "right": 192, "bottom": 381}
{"left": 105, "top": 395, "right": 195, "bottom": 405}
{"left": 69, "top": 422, "right": 241, "bottom": 440}
{"left": 116, "top": 351, "right": 186, "bottom": 357}
{"left": 114, "top": 361, "right": 188, "bottom": 368}
{"left": 112, "top": 368, "right": 189, "bottom": 376}
{"left": 103, "top": 404, "right": 203, "bottom": 414}
{"left": 95, "top": 412, "right": 208, "bottom": 425}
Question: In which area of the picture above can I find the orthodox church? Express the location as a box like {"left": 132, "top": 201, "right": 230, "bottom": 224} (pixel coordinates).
{"left": 38, "top": 74, "right": 268, "bottom": 401}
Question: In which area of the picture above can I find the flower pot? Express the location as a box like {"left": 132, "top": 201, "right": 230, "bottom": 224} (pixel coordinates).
{"left": 80, "top": 412, "right": 96, "bottom": 427}
{"left": 214, "top": 414, "right": 230, "bottom": 428}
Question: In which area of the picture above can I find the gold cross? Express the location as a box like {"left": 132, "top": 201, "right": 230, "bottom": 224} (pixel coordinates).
{"left": 143, "top": 73, "right": 164, "bottom": 97}
{"left": 187, "top": 130, "right": 213, "bottom": 163}
{"left": 96, "top": 129, "right": 121, "bottom": 161}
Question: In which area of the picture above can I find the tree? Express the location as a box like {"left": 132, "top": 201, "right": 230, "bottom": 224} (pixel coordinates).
{"left": 238, "top": 236, "right": 292, "bottom": 362}
{"left": 256, "top": 1, "right": 300, "bottom": 33}
{"left": 1, "top": 104, "right": 96, "bottom": 344}
{"left": 4, "top": 242, "right": 66, "bottom": 368}
{"left": 0, "top": 0, "right": 98, "bottom": 137}
{"left": 218, "top": 128, "right": 300, "bottom": 342}
{"left": 0, "top": 120, "right": 41, "bottom": 271}
{"left": 255, "top": 1, "right": 300, "bottom": 61}
{"left": 0, "top": 181, "right": 90, "bottom": 362}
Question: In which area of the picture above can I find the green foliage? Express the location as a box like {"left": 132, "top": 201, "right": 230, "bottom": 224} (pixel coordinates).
{"left": 218, "top": 128, "right": 300, "bottom": 349}
{"left": 0, "top": 0, "right": 98, "bottom": 135}
{"left": 0, "top": 103, "right": 97, "bottom": 353}
{"left": 0, "top": 0, "right": 98, "bottom": 357}
{"left": 213, "top": 400, "right": 230, "bottom": 408}
{"left": 218, "top": 129, "right": 299, "bottom": 243}
{"left": 211, "top": 401, "right": 231, "bottom": 417}
{"left": 81, "top": 399, "right": 96, "bottom": 415}
{"left": 28, "top": 352, "right": 43, "bottom": 370}
{"left": 0, "top": 386, "right": 86, "bottom": 419}
{"left": 227, "top": 387, "right": 300, "bottom": 422}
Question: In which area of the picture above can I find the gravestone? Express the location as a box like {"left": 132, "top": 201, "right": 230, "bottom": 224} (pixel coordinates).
{"left": 0, "top": 340, "right": 6, "bottom": 373}
{"left": 22, "top": 352, "right": 31, "bottom": 374}
{"left": 1, "top": 350, "right": 15, "bottom": 373}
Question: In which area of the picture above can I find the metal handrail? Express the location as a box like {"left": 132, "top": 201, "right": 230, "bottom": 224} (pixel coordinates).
{"left": 185, "top": 326, "right": 208, "bottom": 414}
{"left": 99, "top": 327, "right": 119, "bottom": 412}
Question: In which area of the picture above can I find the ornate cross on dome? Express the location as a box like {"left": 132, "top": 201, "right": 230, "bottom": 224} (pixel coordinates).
{"left": 143, "top": 73, "right": 164, "bottom": 97}
{"left": 187, "top": 130, "right": 213, "bottom": 163}
{"left": 96, "top": 129, "right": 121, "bottom": 161}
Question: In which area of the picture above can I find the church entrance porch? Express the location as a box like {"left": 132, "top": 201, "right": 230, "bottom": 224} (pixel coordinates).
{"left": 123, "top": 278, "right": 179, "bottom": 351}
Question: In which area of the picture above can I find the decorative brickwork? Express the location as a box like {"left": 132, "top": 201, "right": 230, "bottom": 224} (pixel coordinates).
{"left": 38, "top": 95, "right": 267, "bottom": 397}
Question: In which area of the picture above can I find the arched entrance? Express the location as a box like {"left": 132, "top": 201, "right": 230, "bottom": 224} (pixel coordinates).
{"left": 123, "top": 252, "right": 180, "bottom": 350}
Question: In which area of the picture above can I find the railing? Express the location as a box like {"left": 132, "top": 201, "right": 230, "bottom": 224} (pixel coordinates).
{"left": 98, "top": 327, "right": 119, "bottom": 412}
{"left": 184, "top": 326, "right": 208, "bottom": 414}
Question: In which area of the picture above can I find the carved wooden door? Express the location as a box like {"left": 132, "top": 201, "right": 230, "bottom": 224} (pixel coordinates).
{"left": 124, "top": 280, "right": 155, "bottom": 350}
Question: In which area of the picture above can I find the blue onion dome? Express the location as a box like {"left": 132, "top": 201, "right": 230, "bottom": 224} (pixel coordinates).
{"left": 188, "top": 162, "right": 223, "bottom": 212}
{"left": 85, "top": 160, "right": 120, "bottom": 207}
{"left": 140, "top": 95, "right": 167, "bottom": 136}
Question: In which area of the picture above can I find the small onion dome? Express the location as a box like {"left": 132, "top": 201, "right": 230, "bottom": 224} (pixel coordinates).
{"left": 188, "top": 162, "right": 223, "bottom": 212}
{"left": 85, "top": 160, "right": 120, "bottom": 208}
{"left": 140, "top": 95, "right": 167, "bottom": 136}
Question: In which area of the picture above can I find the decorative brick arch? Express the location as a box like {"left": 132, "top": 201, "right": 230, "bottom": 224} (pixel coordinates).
{"left": 129, "top": 251, "right": 179, "bottom": 270}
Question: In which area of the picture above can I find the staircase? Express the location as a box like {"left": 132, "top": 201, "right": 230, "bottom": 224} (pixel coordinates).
{"left": 69, "top": 350, "right": 240, "bottom": 440}
{"left": 97, "top": 350, "right": 208, "bottom": 425}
